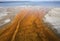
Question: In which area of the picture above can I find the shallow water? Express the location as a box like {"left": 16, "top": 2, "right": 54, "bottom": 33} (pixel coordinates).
{"left": 0, "top": 7, "right": 60, "bottom": 41}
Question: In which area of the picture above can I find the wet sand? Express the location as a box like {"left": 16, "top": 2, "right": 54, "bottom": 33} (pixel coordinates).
{"left": 0, "top": 8, "right": 60, "bottom": 41}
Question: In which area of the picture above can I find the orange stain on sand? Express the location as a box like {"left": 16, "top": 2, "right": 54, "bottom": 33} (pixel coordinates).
{"left": 0, "top": 9, "right": 60, "bottom": 41}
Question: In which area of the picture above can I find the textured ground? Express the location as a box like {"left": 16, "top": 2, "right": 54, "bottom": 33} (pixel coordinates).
{"left": 0, "top": 8, "right": 60, "bottom": 41}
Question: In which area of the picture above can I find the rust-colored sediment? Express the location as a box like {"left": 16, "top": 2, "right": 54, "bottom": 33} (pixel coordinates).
{"left": 0, "top": 9, "right": 60, "bottom": 41}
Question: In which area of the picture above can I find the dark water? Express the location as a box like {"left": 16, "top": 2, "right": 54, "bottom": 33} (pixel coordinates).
{"left": 0, "top": 1, "right": 60, "bottom": 7}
